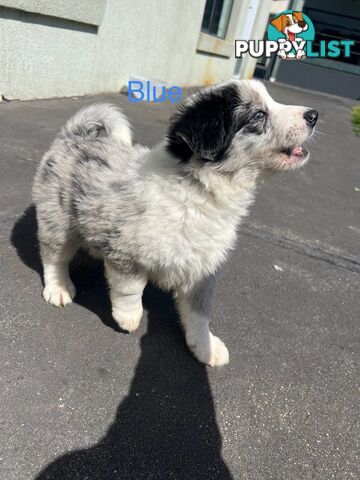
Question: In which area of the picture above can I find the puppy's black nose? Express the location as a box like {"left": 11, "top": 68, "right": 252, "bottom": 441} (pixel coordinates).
{"left": 304, "top": 109, "right": 319, "bottom": 127}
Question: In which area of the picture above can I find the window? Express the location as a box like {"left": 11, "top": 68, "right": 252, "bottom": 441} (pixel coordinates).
{"left": 201, "top": 0, "right": 233, "bottom": 39}
{"left": 303, "top": 5, "right": 360, "bottom": 74}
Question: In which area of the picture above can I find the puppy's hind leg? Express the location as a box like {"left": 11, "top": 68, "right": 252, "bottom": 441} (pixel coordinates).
{"left": 41, "top": 240, "right": 78, "bottom": 307}
{"left": 176, "top": 275, "right": 229, "bottom": 367}
{"left": 105, "top": 261, "right": 147, "bottom": 332}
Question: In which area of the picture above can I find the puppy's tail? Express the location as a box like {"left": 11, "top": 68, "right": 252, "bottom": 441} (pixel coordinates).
{"left": 64, "top": 103, "right": 132, "bottom": 145}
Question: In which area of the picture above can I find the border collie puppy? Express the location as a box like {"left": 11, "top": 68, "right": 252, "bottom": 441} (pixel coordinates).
{"left": 32, "top": 80, "right": 318, "bottom": 366}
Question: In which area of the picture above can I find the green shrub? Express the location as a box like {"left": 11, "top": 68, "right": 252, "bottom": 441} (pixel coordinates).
{"left": 351, "top": 105, "right": 360, "bottom": 136}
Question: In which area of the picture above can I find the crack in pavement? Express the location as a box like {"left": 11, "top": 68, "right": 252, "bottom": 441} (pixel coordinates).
{"left": 241, "top": 222, "right": 360, "bottom": 275}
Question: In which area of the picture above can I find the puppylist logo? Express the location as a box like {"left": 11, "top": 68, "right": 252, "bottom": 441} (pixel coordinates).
{"left": 268, "top": 10, "right": 314, "bottom": 60}
{"left": 235, "top": 10, "right": 355, "bottom": 61}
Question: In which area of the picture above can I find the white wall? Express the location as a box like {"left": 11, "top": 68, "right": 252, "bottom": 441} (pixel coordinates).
{"left": 0, "top": 0, "right": 210, "bottom": 99}
{"left": 0, "top": 0, "right": 209, "bottom": 99}
{"left": 0, "top": 0, "right": 263, "bottom": 100}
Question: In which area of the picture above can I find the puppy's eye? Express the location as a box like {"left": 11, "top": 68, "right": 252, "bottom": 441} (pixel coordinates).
{"left": 253, "top": 110, "right": 266, "bottom": 121}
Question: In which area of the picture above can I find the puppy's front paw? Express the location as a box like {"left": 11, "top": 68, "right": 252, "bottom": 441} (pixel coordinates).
{"left": 207, "top": 334, "right": 229, "bottom": 367}
{"left": 189, "top": 333, "right": 229, "bottom": 367}
{"left": 43, "top": 281, "right": 76, "bottom": 307}
{"left": 112, "top": 306, "right": 143, "bottom": 332}
{"left": 296, "top": 50, "right": 305, "bottom": 59}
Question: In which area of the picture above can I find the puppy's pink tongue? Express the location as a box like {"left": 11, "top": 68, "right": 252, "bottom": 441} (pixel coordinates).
{"left": 292, "top": 146, "right": 304, "bottom": 156}
{"left": 288, "top": 32, "right": 296, "bottom": 42}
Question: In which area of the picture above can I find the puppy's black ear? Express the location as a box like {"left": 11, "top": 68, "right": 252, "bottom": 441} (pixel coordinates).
{"left": 167, "top": 83, "right": 240, "bottom": 162}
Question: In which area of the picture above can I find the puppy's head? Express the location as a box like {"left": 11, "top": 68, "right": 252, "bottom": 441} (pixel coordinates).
{"left": 271, "top": 12, "right": 307, "bottom": 35}
{"left": 166, "top": 80, "right": 318, "bottom": 176}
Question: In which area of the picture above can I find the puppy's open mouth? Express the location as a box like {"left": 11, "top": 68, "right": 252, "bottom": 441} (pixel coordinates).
{"left": 281, "top": 145, "right": 309, "bottom": 164}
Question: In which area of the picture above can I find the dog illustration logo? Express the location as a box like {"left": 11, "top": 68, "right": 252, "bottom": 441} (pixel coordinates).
{"left": 236, "top": 10, "right": 353, "bottom": 61}
{"left": 268, "top": 10, "right": 315, "bottom": 60}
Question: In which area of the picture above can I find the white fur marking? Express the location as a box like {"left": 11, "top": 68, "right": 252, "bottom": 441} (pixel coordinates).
{"left": 177, "top": 296, "right": 229, "bottom": 367}
{"left": 42, "top": 262, "right": 76, "bottom": 307}
{"left": 105, "top": 262, "right": 147, "bottom": 332}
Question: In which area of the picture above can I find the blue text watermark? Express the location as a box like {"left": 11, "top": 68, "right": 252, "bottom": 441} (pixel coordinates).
{"left": 128, "top": 80, "right": 182, "bottom": 103}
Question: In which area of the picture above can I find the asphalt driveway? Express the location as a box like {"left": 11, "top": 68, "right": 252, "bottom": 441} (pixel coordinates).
{"left": 0, "top": 83, "right": 359, "bottom": 479}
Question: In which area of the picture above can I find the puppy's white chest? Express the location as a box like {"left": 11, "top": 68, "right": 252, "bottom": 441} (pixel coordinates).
{"left": 147, "top": 204, "right": 241, "bottom": 289}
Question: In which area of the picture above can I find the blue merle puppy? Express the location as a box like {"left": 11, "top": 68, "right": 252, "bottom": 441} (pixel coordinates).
{"left": 32, "top": 80, "right": 318, "bottom": 366}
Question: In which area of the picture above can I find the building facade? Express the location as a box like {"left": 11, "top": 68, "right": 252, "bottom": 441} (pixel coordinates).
{"left": 0, "top": 0, "right": 267, "bottom": 100}
{"left": 255, "top": 0, "right": 360, "bottom": 99}
{"left": 0, "top": 0, "right": 358, "bottom": 100}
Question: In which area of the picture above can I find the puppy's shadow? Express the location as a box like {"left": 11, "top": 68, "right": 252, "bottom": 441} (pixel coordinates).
{"left": 11, "top": 204, "right": 121, "bottom": 331}
{"left": 10, "top": 206, "right": 234, "bottom": 479}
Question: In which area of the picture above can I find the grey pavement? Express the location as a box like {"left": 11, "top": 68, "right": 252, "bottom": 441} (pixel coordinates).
{"left": 0, "top": 83, "right": 359, "bottom": 480}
